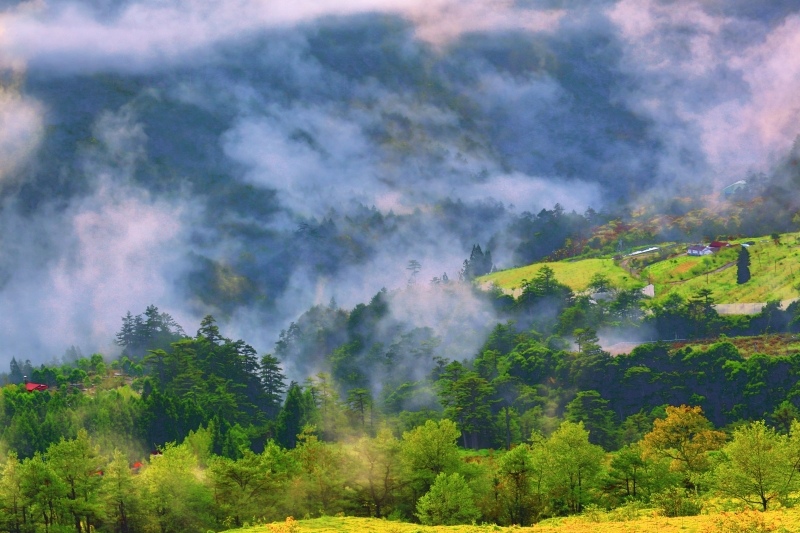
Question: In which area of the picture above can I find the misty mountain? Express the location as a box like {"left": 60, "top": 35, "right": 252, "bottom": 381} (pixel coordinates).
{"left": 0, "top": 0, "right": 799, "bottom": 362}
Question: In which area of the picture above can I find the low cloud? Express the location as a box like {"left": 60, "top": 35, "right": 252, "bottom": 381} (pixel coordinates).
{"left": 0, "top": 183, "right": 191, "bottom": 360}
{"left": 0, "top": 82, "right": 42, "bottom": 185}
{"left": 0, "top": 0, "right": 798, "bottom": 367}
{"left": 610, "top": 0, "right": 800, "bottom": 189}
{"left": 0, "top": 0, "right": 565, "bottom": 72}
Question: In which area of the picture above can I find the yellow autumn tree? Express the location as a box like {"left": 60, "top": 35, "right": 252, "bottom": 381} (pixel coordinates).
{"left": 642, "top": 405, "right": 725, "bottom": 489}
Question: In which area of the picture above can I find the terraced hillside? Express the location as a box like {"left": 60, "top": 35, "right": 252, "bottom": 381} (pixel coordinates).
{"left": 480, "top": 232, "right": 800, "bottom": 306}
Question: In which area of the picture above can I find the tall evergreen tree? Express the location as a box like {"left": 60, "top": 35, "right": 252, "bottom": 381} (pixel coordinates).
{"left": 115, "top": 306, "right": 186, "bottom": 358}
{"left": 114, "top": 312, "right": 137, "bottom": 355}
{"left": 197, "top": 315, "right": 223, "bottom": 345}
{"left": 8, "top": 358, "right": 23, "bottom": 384}
{"left": 259, "top": 354, "right": 287, "bottom": 418}
{"left": 737, "top": 246, "right": 751, "bottom": 284}
{"left": 276, "top": 382, "right": 308, "bottom": 449}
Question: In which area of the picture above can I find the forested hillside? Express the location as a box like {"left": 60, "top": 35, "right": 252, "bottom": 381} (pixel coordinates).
{"left": 2, "top": 275, "right": 800, "bottom": 531}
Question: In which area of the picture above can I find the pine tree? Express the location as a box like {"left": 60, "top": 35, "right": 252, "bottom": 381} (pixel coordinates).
{"left": 197, "top": 315, "right": 223, "bottom": 345}
{"left": 8, "top": 358, "right": 23, "bottom": 384}
{"left": 259, "top": 354, "right": 287, "bottom": 418}
{"left": 275, "top": 382, "right": 306, "bottom": 449}
{"left": 115, "top": 312, "right": 137, "bottom": 354}
{"left": 142, "top": 305, "right": 161, "bottom": 343}
{"left": 737, "top": 246, "right": 751, "bottom": 284}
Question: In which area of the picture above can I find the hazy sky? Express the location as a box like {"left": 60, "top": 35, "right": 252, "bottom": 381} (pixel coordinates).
{"left": 0, "top": 0, "right": 798, "bottom": 365}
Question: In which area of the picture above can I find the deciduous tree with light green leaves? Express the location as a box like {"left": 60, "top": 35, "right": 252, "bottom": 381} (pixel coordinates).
{"left": 139, "top": 442, "right": 215, "bottom": 533}
{"left": 103, "top": 449, "right": 143, "bottom": 533}
{"left": 20, "top": 452, "right": 64, "bottom": 532}
{"left": 47, "top": 429, "right": 105, "bottom": 533}
{"left": 496, "top": 442, "right": 546, "bottom": 526}
{"left": 209, "top": 449, "right": 273, "bottom": 527}
{"left": 416, "top": 472, "right": 480, "bottom": 525}
{"left": 352, "top": 428, "right": 403, "bottom": 518}
{"left": 606, "top": 443, "right": 679, "bottom": 503}
{"left": 0, "top": 453, "right": 25, "bottom": 533}
{"left": 546, "top": 421, "right": 605, "bottom": 514}
{"left": 292, "top": 427, "right": 352, "bottom": 516}
{"left": 713, "top": 420, "right": 800, "bottom": 511}
{"left": 400, "top": 419, "right": 461, "bottom": 497}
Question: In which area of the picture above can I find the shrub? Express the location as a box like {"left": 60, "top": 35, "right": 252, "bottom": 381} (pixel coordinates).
{"left": 652, "top": 487, "right": 703, "bottom": 517}
{"left": 608, "top": 500, "right": 644, "bottom": 522}
{"left": 581, "top": 504, "right": 604, "bottom": 522}
{"left": 268, "top": 517, "right": 299, "bottom": 533}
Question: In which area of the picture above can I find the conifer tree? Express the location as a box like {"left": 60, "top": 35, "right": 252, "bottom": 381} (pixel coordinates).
{"left": 276, "top": 382, "right": 308, "bottom": 449}
{"left": 259, "top": 354, "right": 287, "bottom": 418}
{"left": 8, "top": 358, "right": 23, "bottom": 384}
{"left": 737, "top": 246, "right": 751, "bottom": 284}
{"left": 114, "top": 312, "right": 137, "bottom": 354}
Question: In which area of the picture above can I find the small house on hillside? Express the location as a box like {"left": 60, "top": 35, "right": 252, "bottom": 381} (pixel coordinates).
{"left": 688, "top": 241, "right": 732, "bottom": 256}
{"left": 25, "top": 382, "right": 48, "bottom": 392}
{"left": 687, "top": 245, "right": 712, "bottom": 256}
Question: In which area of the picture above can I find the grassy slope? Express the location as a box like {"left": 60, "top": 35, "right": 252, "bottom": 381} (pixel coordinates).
{"left": 234, "top": 508, "right": 800, "bottom": 533}
{"left": 479, "top": 258, "right": 641, "bottom": 295}
{"left": 480, "top": 233, "right": 800, "bottom": 305}
{"left": 647, "top": 237, "right": 800, "bottom": 304}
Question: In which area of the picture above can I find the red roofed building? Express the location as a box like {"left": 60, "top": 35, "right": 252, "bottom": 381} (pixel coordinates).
{"left": 25, "top": 382, "right": 48, "bottom": 392}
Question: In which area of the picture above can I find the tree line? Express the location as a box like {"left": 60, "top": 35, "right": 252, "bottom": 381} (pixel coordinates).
{"left": 4, "top": 288, "right": 800, "bottom": 461}
{"left": 4, "top": 406, "right": 800, "bottom": 532}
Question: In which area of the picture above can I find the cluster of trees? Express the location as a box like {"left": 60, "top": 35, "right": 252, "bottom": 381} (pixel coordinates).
{"left": 0, "top": 308, "right": 294, "bottom": 461}
{"left": 425, "top": 329, "right": 800, "bottom": 451}
{"left": 4, "top": 406, "right": 800, "bottom": 532}
{"left": 257, "top": 273, "right": 800, "bottom": 453}
{"left": 6, "top": 282, "right": 800, "bottom": 464}
{"left": 459, "top": 244, "right": 494, "bottom": 280}
{"left": 114, "top": 306, "right": 186, "bottom": 358}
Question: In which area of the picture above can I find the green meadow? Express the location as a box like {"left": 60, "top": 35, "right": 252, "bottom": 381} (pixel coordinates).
{"left": 479, "top": 258, "right": 640, "bottom": 295}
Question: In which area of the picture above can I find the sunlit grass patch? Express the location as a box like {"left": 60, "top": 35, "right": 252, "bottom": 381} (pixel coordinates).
{"left": 479, "top": 259, "right": 638, "bottom": 294}
{"left": 225, "top": 507, "right": 800, "bottom": 533}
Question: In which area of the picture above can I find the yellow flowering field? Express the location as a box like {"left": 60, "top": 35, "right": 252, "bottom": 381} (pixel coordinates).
{"left": 228, "top": 508, "right": 800, "bottom": 533}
